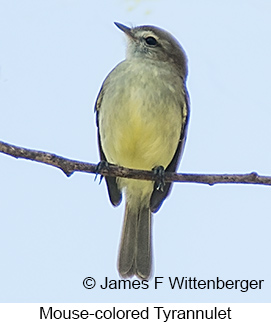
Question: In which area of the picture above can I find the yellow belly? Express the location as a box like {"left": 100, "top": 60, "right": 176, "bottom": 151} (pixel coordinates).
{"left": 100, "top": 99, "right": 182, "bottom": 171}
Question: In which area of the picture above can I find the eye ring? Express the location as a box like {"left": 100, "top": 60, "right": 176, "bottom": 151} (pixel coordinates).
{"left": 145, "top": 36, "right": 158, "bottom": 46}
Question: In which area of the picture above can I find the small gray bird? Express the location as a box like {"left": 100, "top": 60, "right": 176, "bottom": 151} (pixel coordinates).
{"left": 95, "top": 22, "right": 190, "bottom": 279}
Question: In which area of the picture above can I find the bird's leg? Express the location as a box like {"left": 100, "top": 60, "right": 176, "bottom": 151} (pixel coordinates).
{"left": 95, "top": 160, "right": 110, "bottom": 184}
{"left": 152, "top": 165, "right": 165, "bottom": 192}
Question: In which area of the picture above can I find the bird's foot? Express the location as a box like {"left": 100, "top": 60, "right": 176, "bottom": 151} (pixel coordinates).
{"left": 152, "top": 165, "right": 165, "bottom": 192}
{"left": 95, "top": 160, "right": 109, "bottom": 184}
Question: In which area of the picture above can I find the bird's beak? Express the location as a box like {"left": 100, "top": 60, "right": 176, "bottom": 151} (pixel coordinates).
{"left": 114, "top": 22, "right": 133, "bottom": 39}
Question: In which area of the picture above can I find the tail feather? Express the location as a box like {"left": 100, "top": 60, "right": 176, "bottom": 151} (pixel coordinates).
{"left": 118, "top": 201, "right": 152, "bottom": 280}
{"left": 117, "top": 203, "right": 137, "bottom": 277}
{"left": 136, "top": 206, "right": 152, "bottom": 279}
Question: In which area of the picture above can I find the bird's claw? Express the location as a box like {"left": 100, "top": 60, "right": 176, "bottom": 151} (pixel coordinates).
{"left": 95, "top": 160, "right": 109, "bottom": 184}
{"left": 153, "top": 165, "right": 165, "bottom": 192}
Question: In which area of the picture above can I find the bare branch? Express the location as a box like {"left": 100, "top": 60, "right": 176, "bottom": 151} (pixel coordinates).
{"left": 1, "top": 140, "right": 271, "bottom": 186}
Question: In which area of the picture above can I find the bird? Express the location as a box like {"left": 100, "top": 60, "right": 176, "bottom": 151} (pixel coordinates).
{"left": 95, "top": 22, "right": 190, "bottom": 279}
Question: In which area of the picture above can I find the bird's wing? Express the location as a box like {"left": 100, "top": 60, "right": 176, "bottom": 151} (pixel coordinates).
{"left": 95, "top": 83, "right": 122, "bottom": 207}
{"left": 150, "top": 83, "right": 190, "bottom": 213}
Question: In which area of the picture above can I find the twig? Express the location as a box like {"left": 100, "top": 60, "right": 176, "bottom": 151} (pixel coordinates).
{"left": 1, "top": 140, "right": 270, "bottom": 186}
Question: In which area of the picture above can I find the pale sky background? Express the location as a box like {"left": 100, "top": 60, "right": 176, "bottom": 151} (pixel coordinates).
{"left": 0, "top": 0, "right": 270, "bottom": 302}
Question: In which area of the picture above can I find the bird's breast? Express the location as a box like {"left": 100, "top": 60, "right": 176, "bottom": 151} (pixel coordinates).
{"left": 99, "top": 60, "right": 184, "bottom": 171}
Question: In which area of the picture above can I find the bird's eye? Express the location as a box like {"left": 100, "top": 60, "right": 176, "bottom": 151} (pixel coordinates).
{"left": 145, "top": 36, "right": 158, "bottom": 46}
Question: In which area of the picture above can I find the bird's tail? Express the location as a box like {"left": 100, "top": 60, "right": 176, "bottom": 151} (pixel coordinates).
{"left": 117, "top": 198, "right": 152, "bottom": 280}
